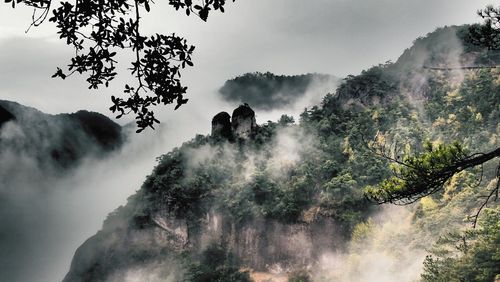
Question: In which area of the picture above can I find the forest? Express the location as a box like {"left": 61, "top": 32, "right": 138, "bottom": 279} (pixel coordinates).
{"left": 0, "top": 2, "right": 499, "bottom": 282}
{"left": 61, "top": 23, "right": 499, "bottom": 282}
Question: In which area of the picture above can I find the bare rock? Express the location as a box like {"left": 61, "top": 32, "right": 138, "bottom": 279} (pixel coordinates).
{"left": 232, "top": 104, "right": 256, "bottom": 139}
{"left": 211, "top": 111, "right": 232, "bottom": 140}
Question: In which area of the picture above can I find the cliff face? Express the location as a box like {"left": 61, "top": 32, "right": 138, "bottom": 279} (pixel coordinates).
{"left": 63, "top": 99, "right": 368, "bottom": 281}
{"left": 64, "top": 207, "right": 341, "bottom": 281}
{"left": 201, "top": 215, "right": 341, "bottom": 270}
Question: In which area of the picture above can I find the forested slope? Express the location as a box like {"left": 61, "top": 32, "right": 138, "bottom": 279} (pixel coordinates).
{"left": 64, "top": 24, "right": 499, "bottom": 282}
{"left": 0, "top": 100, "right": 124, "bottom": 170}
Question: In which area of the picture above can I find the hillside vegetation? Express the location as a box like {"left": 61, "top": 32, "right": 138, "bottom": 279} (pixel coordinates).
{"left": 219, "top": 72, "right": 339, "bottom": 110}
{"left": 64, "top": 24, "right": 499, "bottom": 282}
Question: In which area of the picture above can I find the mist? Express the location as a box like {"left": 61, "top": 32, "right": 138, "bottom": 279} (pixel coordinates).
{"left": 0, "top": 120, "right": 198, "bottom": 281}
{"left": 0, "top": 71, "right": 339, "bottom": 281}
{"left": 0, "top": 1, "right": 497, "bottom": 281}
{"left": 314, "top": 206, "right": 426, "bottom": 282}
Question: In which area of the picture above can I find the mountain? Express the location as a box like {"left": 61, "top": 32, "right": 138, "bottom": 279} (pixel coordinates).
{"left": 64, "top": 25, "right": 499, "bottom": 281}
{"left": 0, "top": 101, "right": 128, "bottom": 282}
{"left": 0, "top": 100, "right": 124, "bottom": 170}
{"left": 218, "top": 72, "right": 339, "bottom": 111}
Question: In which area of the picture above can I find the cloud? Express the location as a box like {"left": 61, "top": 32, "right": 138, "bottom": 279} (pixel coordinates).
{"left": 0, "top": 1, "right": 494, "bottom": 281}
{"left": 0, "top": 0, "right": 491, "bottom": 119}
{"left": 0, "top": 116, "right": 193, "bottom": 282}
{"left": 313, "top": 206, "right": 426, "bottom": 282}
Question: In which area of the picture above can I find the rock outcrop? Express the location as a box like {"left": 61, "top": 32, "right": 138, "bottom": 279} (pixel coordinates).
{"left": 199, "top": 212, "right": 341, "bottom": 270}
{"left": 232, "top": 104, "right": 256, "bottom": 139}
{"left": 64, "top": 208, "right": 340, "bottom": 282}
{"left": 211, "top": 111, "right": 232, "bottom": 140}
{"left": 211, "top": 104, "right": 257, "bottom": 140}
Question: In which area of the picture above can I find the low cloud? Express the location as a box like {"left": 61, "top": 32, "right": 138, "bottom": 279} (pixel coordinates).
{"left": 314, "top": 206, "right": 426, "bottom": 282}
{"left": 0, "top": 119, "right": 190, "bottom": 282}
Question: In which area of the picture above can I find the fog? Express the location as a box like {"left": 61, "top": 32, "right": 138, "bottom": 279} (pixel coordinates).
{"left": 0, "top": 1, "right": 495, "bottom": 281}
{"left": 314, "top": 206, "right": 426, "bottom": 282}
{"left": 0, "top": 124, "right": 168, "bottom": 281}
{"left": 0, "top": 0, "right": 491, "bottom": 116}
{"left": 0, "top": 68, "right": 338, "bottom": 282}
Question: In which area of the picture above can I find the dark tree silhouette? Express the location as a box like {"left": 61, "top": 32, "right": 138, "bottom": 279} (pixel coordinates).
{"left": 5, "top": 0, "right": 235, "bottom": 132}
{"left": 465, "top": 5, "right": 500, "bottom": 51}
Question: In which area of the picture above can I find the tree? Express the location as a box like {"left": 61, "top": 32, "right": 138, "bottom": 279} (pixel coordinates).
{"left": 365, "top": 141, "right": 500, "bottom": 227}
{"left": 5, "top": 0, "right": 235, "bottom": 132}
{"left": 420, "top": 206, "right": 500, "bottom": 282}
{"left": 365, "top": 5, "right": 500, "bottom": 227}
{"left": 465, "top": 5, "right": 500, "bottom": 51}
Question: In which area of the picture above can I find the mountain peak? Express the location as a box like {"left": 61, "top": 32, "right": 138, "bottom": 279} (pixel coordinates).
{"left": 211, "top": 104, "right": 258, "bottom": 141}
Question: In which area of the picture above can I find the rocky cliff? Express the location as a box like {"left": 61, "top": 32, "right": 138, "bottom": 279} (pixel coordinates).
{"left": 211, "top": 104, "right": 257, "bottom": 141}
{"left": 63, "top": 100, "right": 374, "bottom": 281}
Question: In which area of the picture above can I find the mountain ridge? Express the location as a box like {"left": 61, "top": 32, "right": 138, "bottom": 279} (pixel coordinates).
{"left": 0, "top": 99, "right": 124, "bottom": 170}
{"left": 63, "top": 24, "right": 499, "bottom": 281}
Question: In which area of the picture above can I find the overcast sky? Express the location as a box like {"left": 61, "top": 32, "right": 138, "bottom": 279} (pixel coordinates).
{"left": 0, "top": 2, "right": 495, "bottom": 281}
{"left": 0, "top": 0, "right": 493, "bottom": 129}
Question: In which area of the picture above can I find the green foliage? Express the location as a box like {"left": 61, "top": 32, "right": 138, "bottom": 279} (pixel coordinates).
{"left": 351, "top": 218, "right": 375, "bottom": 243}
{"left": 124, "top": 34, "right": 498, "bottom": 279}
{"left": 424, "top": 69, "right": 500, "bottom": 141}
{"left": 396, "top": 25, "right": 496, "bottom": 71}
{"left": 184, "top": 245, "right": 251, "bottom": 282}
{"left": 334, "top": 64, "right": 398, "bottom": 105}
{"left": 421, "top": 207, "right": 500, "bottom": 282}
{"left": 278, "top": 114, "right": 295, "bottom": 126}
{"left": 69, "top": 17, "right": 500, "bottom": 281}
{"left": 130, "top": 83, "right": 403, "bottom": 234}
{"left": 463, "top": 5, "right": 500, "bottom": 51}
{"left": 365, "top": 141, "right": 470, "bottom": 204}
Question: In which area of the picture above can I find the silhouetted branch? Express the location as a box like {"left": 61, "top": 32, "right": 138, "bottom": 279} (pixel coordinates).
{"left": 365, "top": 143, "right": 500, "bottom": 205}
{"left": 469, "top": 162, "right": 500, "bottom": 228}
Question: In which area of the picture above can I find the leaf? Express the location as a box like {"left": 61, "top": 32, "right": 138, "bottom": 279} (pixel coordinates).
{"left": 51, "top": 67, "right": 66, "bottom": 79}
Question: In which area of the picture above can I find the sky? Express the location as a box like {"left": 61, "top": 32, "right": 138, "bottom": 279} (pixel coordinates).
{"left": 0, "top": 0, "right": 493, "bottom": 128}
{"left": 0, "top": 1, "right": 495, "bottom": 281}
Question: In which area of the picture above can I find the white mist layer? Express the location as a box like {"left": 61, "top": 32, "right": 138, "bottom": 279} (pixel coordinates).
{"left": 0, "top": 71, "right": 337, "bottom": 282}
{"left": 315, "top": 206, "right": 426, "bottom": 282}
{"left": 0, "top": 123, "right": 194, "bottom": 282}
{"left": 255, "top": 75, "right": 340, "bottom": 123}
